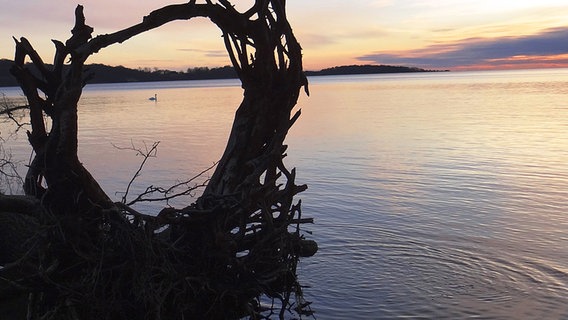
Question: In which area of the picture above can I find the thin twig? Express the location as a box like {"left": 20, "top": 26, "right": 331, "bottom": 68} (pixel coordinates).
{"left": 0, "top": 94, "right": 30, "bottom": 132}
{"left": 113, "top": 140, "right": 160, "bottom": 204}
{"left": 126, "top": 161, "right": 217, "bottom": 206}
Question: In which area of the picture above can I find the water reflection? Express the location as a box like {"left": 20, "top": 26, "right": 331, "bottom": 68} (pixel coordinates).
{"left": 290, "top": 70, "right": 568, "bottom": 319}
{"left": 3, "top": 70, "right": 568, "bottom": 318}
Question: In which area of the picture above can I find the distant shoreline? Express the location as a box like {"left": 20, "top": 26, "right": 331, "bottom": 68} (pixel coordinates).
{"left": 306, "top": 65, "right": 449, "bottom": 76}
{"left": 0, "top": 59, "right": 448, "bottom": 87}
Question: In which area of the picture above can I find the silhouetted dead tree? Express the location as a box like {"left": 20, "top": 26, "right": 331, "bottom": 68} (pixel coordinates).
{"left": 0, "top": 1, "right": 316, "bottom": 319}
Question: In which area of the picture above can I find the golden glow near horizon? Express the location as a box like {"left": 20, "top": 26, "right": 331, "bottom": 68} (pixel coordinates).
{"left": 2, "top": 0, "right": 568, "bottom": 71}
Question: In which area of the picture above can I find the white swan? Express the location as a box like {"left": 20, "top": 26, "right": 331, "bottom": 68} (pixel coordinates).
{"left": 149, "top": 94, "right": 157, "bottom": 101}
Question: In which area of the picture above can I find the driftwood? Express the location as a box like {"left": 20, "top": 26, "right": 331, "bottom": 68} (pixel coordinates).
{"left": 0, "top": 1, "right": 316, "bottom": 319}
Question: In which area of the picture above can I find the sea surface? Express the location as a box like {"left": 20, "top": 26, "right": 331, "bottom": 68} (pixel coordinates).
{"left": 2, "top": 69, "right": 568, "bottom": 319}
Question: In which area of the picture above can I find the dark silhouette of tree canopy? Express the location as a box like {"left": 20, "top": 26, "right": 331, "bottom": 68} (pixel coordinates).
{"left": 0, "top": 1, "right": 316, "bottom": 319}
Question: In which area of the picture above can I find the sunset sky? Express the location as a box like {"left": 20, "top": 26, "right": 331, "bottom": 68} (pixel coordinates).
{"left": 2, "top": 0, "right": 568, "bottom": 71}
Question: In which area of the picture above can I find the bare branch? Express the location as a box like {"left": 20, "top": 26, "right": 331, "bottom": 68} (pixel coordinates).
{"left": 125, "top": 161, "right": 217, "bottom": 206}
{"left": 113, "top": 140, "right": 160, "bottom": 205}
{"left": 0, "top": 104, "right": 28, "bottom": 116}
{"left": 222, "top": 32, "right": 242, "bottom": 76}
{"left": 0, "top": 138, "right": 23, "bottom": 194}
{"left": 0, "top": 94, "right": 30, "bottom": 135}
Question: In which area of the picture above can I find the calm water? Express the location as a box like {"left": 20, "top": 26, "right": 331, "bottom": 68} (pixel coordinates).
{"left": 2, "top": 69, "right": 568, "bottom": 319}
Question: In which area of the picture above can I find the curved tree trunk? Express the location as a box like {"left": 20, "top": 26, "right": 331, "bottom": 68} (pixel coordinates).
{"left": 11, "top": 8, "right": 113, "bottom": 216}
{"left": 0, "top": 1, "right": 315, "bottom": 319}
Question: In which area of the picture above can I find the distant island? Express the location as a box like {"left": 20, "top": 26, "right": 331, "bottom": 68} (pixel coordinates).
{"left": 305, "top": 65, "right": 448, "bottom": 76}
{"left": 0, "top": 59, "right": 448, "bottom": 87}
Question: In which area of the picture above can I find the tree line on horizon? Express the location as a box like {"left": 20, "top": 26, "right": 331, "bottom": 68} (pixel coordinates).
{"left": 0, "top": 58, "right": 446, "bottom": 87}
